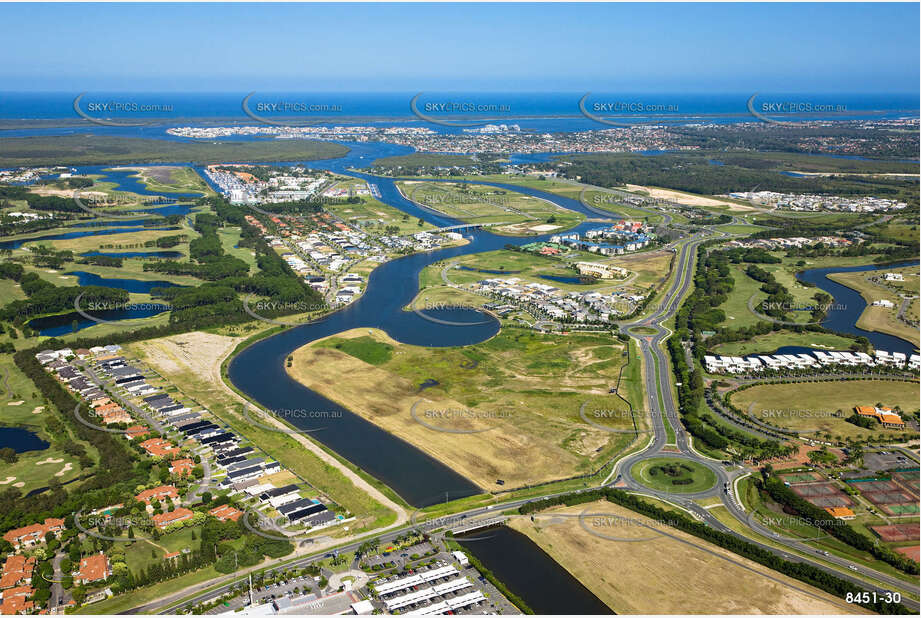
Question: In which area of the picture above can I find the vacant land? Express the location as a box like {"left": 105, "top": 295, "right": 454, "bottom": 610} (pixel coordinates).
{"left": 508, "top": 501, "right": 864, "bottom": 614}
{"left": 109, "top": 165, "right": 213, "bottom": 195}
{"left": 398, "top": 181, "right": 583, "bottom": 234}
{"left": 324, "top": 182, "right": 437, "bottom": 235}
{"left": 626, "top": 184, "right": 758, "bottom": 211}
{"left": 828, "top": 267, "right": 919, "bottom": 347}
{"left": 289, "top": 328, "right": 642, "bottom": 489}
{"left": 730, "top": 380, "right": 919, "bottom": 440}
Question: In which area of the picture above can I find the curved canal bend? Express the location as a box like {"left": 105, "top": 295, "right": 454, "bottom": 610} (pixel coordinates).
{"left": 228, "top": 146, "right": 622, "bottom": 507}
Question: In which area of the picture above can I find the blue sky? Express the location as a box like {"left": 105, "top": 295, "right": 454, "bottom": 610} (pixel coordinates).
{"left": 1, "top": 2, "right": 918, "bottom": 92}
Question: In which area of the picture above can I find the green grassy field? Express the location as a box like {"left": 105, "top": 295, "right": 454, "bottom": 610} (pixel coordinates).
{"left": 324, "top": 177, "right": 437, "bottom": 234}
{"left": 107, "top": 166, "right": 214, "bottom": 195}
{"left": 716, "top": 253, "right": 891, "bottom": 329}
{"left": 710, "top": 330, "right": 858, "bottom": 356}
{"left": 730, "top": 380, "right": 919, "bottom": 440}
{"left": 630, "top": 457, "right": 718, "bottom": 493}
{"left": 0, "top": 355, "right": 96, "bottom": 493}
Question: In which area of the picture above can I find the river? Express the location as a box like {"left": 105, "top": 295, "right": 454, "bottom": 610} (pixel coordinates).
{"left": 796, "top": 259, "right": 919, "bottom": 355}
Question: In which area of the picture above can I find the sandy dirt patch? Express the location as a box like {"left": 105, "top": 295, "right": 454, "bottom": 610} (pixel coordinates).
{"left": 36, "top": 457, "right": 64, "bottom": 465}
{"left": 130, "top": 330, "right": 409, "bottom": 529}
{"left": 510, "top": 501, "right": 865, "bottom": 614}
{"left": 625, "top": 184, "right": 757, "bottom": 211}
{"left": 131, "top": 331, "right": 239, "bottom": 389}
{"left": 54, "top": 462, "right": 73, "bottom": 477}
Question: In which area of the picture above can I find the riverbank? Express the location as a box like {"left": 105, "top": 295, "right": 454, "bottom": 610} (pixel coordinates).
{"left": 506, "top": 500, "right": 865, "bottom": 614}
{"left": 827, "top": 266, "right": 919, "bottom": 348}
{"left": 285, "top": 326, "right": 640, "bottom": 490}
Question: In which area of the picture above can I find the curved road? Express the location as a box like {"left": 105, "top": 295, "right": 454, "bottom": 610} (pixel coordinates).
{"left": 127, "top": 174, "right": 917, "bottom": 613}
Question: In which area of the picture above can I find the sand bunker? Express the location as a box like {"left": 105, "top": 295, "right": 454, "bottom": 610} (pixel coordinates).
{"left": 32, "top": 406, "right": 45, "bottom": 414}
{"left": 0, "top": 477, "right": 16, "bottom": 485}
{"left": 36, "top": 457, "right": 64, "bottom": 465}
{"left": 55, "top": 462, "right": 74, "bottom": 477}
{"left": 7, "top": 401, "right": 24, "bottom": 406}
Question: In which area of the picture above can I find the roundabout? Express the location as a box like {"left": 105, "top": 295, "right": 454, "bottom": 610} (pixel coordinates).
{"left": 630, "top": 456, "right": 718, "bottom": 494}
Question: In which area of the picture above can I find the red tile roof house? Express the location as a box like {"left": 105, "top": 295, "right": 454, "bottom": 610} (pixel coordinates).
{"left": 169, "top": 458, "right": 195, "bottom": 477}
{"left": 125, "top": 425, "right": 150, "bottom": 440}
{"left": 152, "top": 508, "right": 195, "bottom": 530}
{"left": 135, "top": 485, "right": 180, "bottom": 506}
{"left": 73, "top": 553, "right": 111, "bottom": 586}
{"left": 0, "top": 556, "right": 36, "bottom": 590}
{"left": 2, "top": 518, "right": 65, "bottom": 550}
{"left": 208, "top": 504, "right": 242, "bottom": 522}
{"left": 139, "top": 438, "right": 179, "bottom": 458}
{"left": 0, "top": 585, "right": 34, "bottom": 615}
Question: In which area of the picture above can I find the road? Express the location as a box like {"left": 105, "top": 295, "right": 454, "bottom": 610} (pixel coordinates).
{"left": 121, "top": 181, "right": 917, "bottom": 614}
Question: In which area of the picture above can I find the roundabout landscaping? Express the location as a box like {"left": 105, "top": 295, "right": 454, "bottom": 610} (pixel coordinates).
{"left": 630, "top": 457, "right": 718, "bottom": 494}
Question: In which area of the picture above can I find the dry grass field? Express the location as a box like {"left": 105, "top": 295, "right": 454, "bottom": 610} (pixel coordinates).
{"left": 508, "top": 501, "right": 867, "bottom": 614}
{"left": 287, "top": 328, "right": 640, "bottom": 489}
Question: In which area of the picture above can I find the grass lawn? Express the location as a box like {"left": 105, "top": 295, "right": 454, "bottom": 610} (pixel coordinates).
{"left": 715, "top": 254, "right": 892, "bottom": 329}
{"left": 123, "top": 525, "right": 210, "bottom": 576}
{"left": 710, "top": 330, "right": 858, "bottom": 357}
{"left": 316, "top": 335, "right": 394, "bottom": 365}
{"left": 217, "top": 227, "right": 257, "bottom": 271}
{"left": 729, "top": 380, "right": 920, "bottom": 440}
{"left": 288, "top": 327, "right": 638, "bottom": 489}
{"left": 507, "top": 500, "right": 860, "bottom": 614}
{"left": 0, "top": 355, "right": 96, "bottom": 493}
{"left": 419, "top": 247, "right": 672, "bottom": 298}
{"left": 630, "top": 457, "right": 717, "bottom": 493}
{"left": 16, "top": 227, "right": 192, "bottom": 255}
{"left": 108, "top": 165, "right": 214, "bottom": 195}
